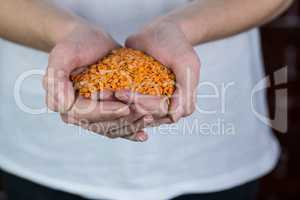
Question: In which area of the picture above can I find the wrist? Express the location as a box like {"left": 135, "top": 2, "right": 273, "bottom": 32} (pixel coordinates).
{"left": 163, "top": 11, "right": 207, "bottom": 46}
{"left": 43, "top": 15, "right": 84, "bottom": 51}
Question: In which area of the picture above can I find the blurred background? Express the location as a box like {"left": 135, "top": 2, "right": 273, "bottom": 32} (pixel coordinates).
{"left": 258, "top": 1, "right": 300, "bottom": 200}
{"left": 0, "top": 1, "right": 299, "bottom": 200}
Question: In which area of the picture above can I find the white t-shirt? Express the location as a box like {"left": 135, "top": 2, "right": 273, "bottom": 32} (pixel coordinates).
{"left": 0, "top": 0, "right": 279, "bottom": 200}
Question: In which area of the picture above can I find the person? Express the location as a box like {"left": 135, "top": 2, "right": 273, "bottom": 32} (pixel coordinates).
{"left": 0, "top": 0, "right": 293, "bottom": 199}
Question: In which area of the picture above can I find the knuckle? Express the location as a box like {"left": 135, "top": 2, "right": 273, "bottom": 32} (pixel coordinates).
{"left": 123, "top": 125, "right": 136, "bottom": 135}
{"left": 183, "top": 110, "right": 194, "bottom": 117}
{"left": 50, "top": 43, "right": 82, "bottom": 67}
{"left": 60, "top": 115, "right": 77, "bottom": 125}
{"left": 126, "top": 31, "right": 154, "bottom": 50}
{"left": 122, "top": 134, "right": 136, "bottom": 142}
{"left": 86, "top": 122, "right": 97, "bottom": 130}
{"left": 175, "top": 51, "right": 196, "bottom": 66}
{"left": 48, "top": 105, "right": 58, "bottom": 112}
{"left": 125, "top": 34, "right": 141, "bottom": 48}
{"left": 125, "top": 35, "right": 137, "bottom": 47}
{"left": 171, "top": 115, "right": 181, "bottom": 123}
{"left": 60, "top": 115, "right": 69, "bottom": 124}
{"left": 45, "top": 97, "right": 58, "bottom": 112}
{"left": 105, "top": 133, "right": 118, "bottom": 139}
{"left": 184, "top": 105, "right": 196, "bottom": 117}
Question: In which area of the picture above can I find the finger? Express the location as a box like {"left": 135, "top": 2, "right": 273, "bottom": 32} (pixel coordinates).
{"left": 109, "top": 115, "right": 153, "bottom": 140}
{"left": 169, "top": 55, "right": 200, "bottom": 121}
{"left": 62, "top": 105, "right": 144, "bottom": 135}
{"left": 125, "top": 33, "right": 147, "bottom": 52}
{"left": 168, "top": 82, "right": 197, "bottom": 122}
{"left": 43, "top": 69, "right": 75, "bottom": 113}
{"left": 48, "top": 39, "right": 120, "bottom": 78}
{"left": 115, "top": 90, "right": 169, "bottom": 118}
{"left": 88, "top": 121, "right": 126, "bottom": 136}
{"left": 90, "top": 90, "right": 115, "bottom": 101}
{"left": 121, "top": 117, "right": 172, "bottom": 142}
{"left": 168, "top": 89, "right": 185, "bottom": 122}
{"left": 119, "top": 104, "right": 145, "bottom": 125}
{"left": 122, "top": 131, "right": 149, "bottom": 142}
{"left": 62, "top": 113, "right": 130, "bottom": 135}
{"left": 80, "top": 116, "right": 151, "bottom": 142}
{"left": 126, "top": 25, "right": 200, "bottom": 122}
{"left": 69, "top": 66, "right": 88, "bottom": 77}
{"left": 148, "top": 117, "right": 173, "bottom": 128}
{"left": 65, "top": 117, "right": 124, "bottom": 138}
{"left": 44, "top": 39, "right": 120, "bottom": 113}
{"left": 125, "top": 22, "right": 184, "bottom": 67}
{"left": 79, "top": 120, "right": 112, "bottom": 138}
{"left": 67, "top": 97, "right": 130, "bottom": 122}
{"left": 61, "top": 114, "right": 78, "bottom": 124}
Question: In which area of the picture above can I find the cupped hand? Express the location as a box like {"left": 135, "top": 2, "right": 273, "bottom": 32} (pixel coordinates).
{"left": 60, "top": 91, "right": 156, "bottom": 142}
{"left": 43, "top": 22, "right": 150, "bottom": 141}
{"left": 43, "top": 21, "right": 120, "bottom": 112}
{"left": 124, "top": 18, "right": 201, "bottom": 124}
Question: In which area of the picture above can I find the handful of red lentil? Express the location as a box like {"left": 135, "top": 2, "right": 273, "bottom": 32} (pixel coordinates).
{"left": 71, "top": 48, "right": 176, "bottom": 98}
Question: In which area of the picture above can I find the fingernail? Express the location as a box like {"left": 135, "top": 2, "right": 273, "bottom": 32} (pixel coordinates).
{"left": 169, "top": 104, "right": 184, "bottom": 123}
{"left": 99, "top": 91, "right": 114, "bottom": 101}
{"left": 90, "top": 92, "right": 98, "bottom": 101}
{"left": 57, "top": 93, "right": 67, "bottom": 113}
{"left": 144, "top": 115, "right": 154, "bottom": 123}
{"left": 130, "top": 104, "right": 136, "bottom": 111}
{"left": 170, "top": 114, "right": 176, "bottom": 122}
{"left": 116, "top": 93, "right": 129, "bottom": 101}
{"left": 115, "top": 91, "right": 130, "bottom": 101}
{"left": 115, "top": 106, "right": 130, "bottom": 115}
{"left": 137, "top": 132, "right": 148, "bottom": 142}
{"left": 58, "top": 93, "right": 74, "bottom": 113}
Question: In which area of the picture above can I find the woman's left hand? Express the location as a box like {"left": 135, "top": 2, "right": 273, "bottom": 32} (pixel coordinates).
{"left": 119, "top": 18, "right": 201, "bottom": 128}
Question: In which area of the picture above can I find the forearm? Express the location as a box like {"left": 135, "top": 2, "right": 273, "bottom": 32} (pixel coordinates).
{"left": 0, "top": 0, "right": 82, "bottom": 51}
{"left": 165, "top": 0, "right": 294, "bottom": 45}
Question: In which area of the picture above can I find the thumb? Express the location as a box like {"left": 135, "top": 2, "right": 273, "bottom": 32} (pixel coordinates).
{"left": 125, "top": 33, "right": 151, "bottom": 53}
{"left": 115, "top": 90, "right": 169, "bottom": 118}
{"left": 43, "top": 68, "right": 75, "bottom": 113}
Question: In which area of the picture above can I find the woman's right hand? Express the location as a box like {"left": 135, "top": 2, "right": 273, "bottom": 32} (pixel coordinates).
{"left": 43, "top": 21, "right": 120, "bottom": 112}
{"left": 43, "top": 21, "right": 152, "bottom": 142}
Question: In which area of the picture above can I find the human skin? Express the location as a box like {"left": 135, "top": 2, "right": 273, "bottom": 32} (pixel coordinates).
{"left": 118, "top": 0, "right": 294, "bottom": 129}
{"left": 42, "top": 23, "right": 157, "bottom": 141}
{"left": 0, "top": 0, "right": 294, "bottom": 141}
